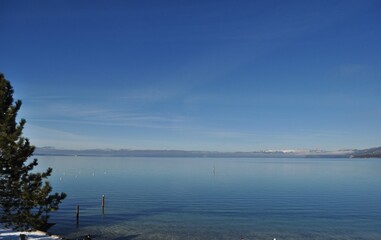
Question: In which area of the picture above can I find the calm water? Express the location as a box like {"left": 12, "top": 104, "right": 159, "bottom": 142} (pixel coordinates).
{"left": 35, "top": 156, "right": 381, "bottom": 240}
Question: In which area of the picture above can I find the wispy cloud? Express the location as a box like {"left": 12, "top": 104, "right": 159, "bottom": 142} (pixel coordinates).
{"left": 28, "top": 102, "right": 187, "bottom": 130}
{"left": 117, "top": 88, "right": 175, "bottom": 102}
{"left": 28, "top": 95, "right": 72, "bottom": 100}
{"left": 338, "top": 64, "right": 368, "bottom": 75}
{"left": 29, "top": 118, "right": 185, "bottom": 130}
{"left": 24, "top": 124, "right": 99, "bottom": 149}
{"left": 198, "top": 129, "right": 255, "bottom": 139}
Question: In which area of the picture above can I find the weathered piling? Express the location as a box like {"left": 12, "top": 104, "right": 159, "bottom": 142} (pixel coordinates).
{"left": 102, "top": 194, "right": 105, "bottom": 208}
{"left": 76, "top": 205, "right": 80, "bottom": 224}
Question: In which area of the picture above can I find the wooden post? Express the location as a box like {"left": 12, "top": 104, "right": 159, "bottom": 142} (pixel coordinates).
{"left": 76, "top": 205, "right": 80, "bottom": 223}
{"left": 102, "top": 194, "right": 105, "bottom": 208}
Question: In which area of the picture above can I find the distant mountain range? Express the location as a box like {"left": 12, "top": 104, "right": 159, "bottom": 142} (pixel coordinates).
{"left": 34, "top": 146, "right": 381, "bottom": 158}
{"left": 350, "top": 146, "right": 381, "bottom": 158}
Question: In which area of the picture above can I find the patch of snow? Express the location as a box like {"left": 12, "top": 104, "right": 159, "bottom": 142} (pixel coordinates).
{"left": 263, "top": 149, "right": 298, "bottom": 153}
{"left": 0, "top": 226, "right": 61, "bottom": 240}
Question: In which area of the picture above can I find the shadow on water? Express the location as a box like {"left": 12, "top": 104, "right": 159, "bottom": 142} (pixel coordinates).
{"left": 111, "top": 235, "right": 140, "bottom": 240}
{"left": 63, "top": 234, "right": 140, "bottom": 240}
{"left": 56, "top": 207, "right": 180, "bottom": 239}
{"left": 117, "top": 206, "right": 181, "bottom": 220}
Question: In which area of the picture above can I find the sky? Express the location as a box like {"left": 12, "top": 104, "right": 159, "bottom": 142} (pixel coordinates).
{"left": 0, "top": 0, "right": 380, "bottom": 151}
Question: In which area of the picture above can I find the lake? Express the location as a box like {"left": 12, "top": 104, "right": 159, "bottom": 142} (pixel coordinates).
{"left": 35, "top": 156, "right": 381, "bottom": 240}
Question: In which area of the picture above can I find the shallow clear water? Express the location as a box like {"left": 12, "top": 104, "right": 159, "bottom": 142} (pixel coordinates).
{"left": 35, "top": 156, "right": 381, "bottom": 240}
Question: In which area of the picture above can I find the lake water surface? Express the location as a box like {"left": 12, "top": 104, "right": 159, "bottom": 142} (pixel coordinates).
{"left": 35, "top": 156, "right": 381, "bottom": 240}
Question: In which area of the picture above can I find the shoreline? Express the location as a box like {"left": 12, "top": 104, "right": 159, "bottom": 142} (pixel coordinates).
{"left": 0, "top": 225, "right": 61, "bottom": 240}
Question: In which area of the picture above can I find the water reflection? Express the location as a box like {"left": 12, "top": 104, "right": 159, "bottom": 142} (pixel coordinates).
{"left": 34, "top": 156, "right": 381, "bottom": 240}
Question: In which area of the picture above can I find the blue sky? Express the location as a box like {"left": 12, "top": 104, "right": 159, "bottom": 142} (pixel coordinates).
{"left": 0, "top": 0, "right": 380, "bottom": 151}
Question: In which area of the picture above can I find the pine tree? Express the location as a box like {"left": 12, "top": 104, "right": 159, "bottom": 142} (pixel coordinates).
{"left": 0, "top": 73, "right": 66, "bottom": 231}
